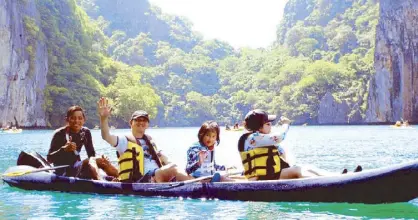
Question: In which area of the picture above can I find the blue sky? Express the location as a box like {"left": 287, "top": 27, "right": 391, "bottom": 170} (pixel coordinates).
{"left": 149, "top": 0, "right": 288, "bottom": 49}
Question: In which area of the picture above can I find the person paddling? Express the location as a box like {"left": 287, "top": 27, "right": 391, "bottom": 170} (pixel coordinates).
{"left": 47, "top": 106, "right": 118, "bottom": 180}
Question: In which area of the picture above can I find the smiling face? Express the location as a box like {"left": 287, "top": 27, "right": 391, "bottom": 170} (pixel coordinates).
{"left": 198, "top": 121, "right": 220, "bottom": 149}
{"left": 130, "top": 117, "right": 149, "bottom": 135}
{"left": 202, "top": 130, "right": 218, "bottom": 148}
{"left": 67, "top": 110, "right": 85, "bottom": 133}
{"left": 259, "top": 122, "right": 272, "bottom": 134}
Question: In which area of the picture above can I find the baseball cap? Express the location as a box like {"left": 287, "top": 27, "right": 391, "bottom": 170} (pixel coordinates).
{"left": 131, "top": 110, "right": 149, "bottom": 122}
{"left": 244, "top": 109, "right": 276, "bottom": 131}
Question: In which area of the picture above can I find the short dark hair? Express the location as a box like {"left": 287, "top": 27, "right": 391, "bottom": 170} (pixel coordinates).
{"left": 198, "top": 121, "right": 220, "bottom": 146}
{"left": 66, "top": 106, "right": 85, "bottom": 120}
{"left": 244, "top": 109, "right": 276, "bottom": 131}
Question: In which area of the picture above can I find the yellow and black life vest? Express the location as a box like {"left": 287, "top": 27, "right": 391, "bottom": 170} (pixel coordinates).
{"left": 117, "top": 134, "right": 162, "bottom": 182}
{"left": 238, "top": 133, "right": 282, "bottom": 180}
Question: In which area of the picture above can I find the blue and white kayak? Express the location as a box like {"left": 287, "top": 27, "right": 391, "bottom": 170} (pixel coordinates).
{"left": 3, "top": 160, "right": 418, "bottom": 204}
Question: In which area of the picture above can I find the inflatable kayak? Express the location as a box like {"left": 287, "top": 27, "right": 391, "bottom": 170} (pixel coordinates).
{"left": 3, "top": 160, "right": 418, "bottom": 204}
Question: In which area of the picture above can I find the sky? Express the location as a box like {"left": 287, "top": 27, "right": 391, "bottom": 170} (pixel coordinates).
{"left": 149, "top": 0, "right": 288, "bottom": 49}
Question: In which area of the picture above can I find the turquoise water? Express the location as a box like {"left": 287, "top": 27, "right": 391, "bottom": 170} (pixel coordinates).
{"left": 0, "top": 126, "right": 417, "bottom": 219}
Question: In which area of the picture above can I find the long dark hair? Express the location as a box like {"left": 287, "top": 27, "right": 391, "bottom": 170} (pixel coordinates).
{"left": 198, "top": 121, "right": 220, "bottom": 146}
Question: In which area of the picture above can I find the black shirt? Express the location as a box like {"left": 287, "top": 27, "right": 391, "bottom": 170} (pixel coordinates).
{"left": 47, "top": 126, "right": 95, "bottom": 175}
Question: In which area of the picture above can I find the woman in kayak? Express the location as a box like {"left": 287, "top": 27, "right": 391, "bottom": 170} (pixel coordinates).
{"left": 47, "top": 106, "right": 118, "bottom": 180}
{"left": 238, "top": 109, "right": 333, "bottom": 181}
{"left": 185, "top": 121, "right": 234, "bottom": 182}
{"left": 97, "top": 97, "right": 194, "bottom": 183}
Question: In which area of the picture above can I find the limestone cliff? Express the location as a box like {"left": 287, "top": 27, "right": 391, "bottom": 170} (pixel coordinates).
{"left": 318, "top": 92, "right": 362, "bottom": 124}
{"left": 0, "top": 0, "right": 48, "bottom": 127}
{"left": 366, "top": 0, "right": 418, "bottom": 123}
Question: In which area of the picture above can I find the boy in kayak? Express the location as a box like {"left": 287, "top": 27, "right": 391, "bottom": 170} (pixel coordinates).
{"left": 97, "top": 97, "right": 194, "bottom": 183}
{"left": 185, "top": 121, "right": 234, "bottom": 182}
{"left": 47, "top": 106, "right": 118, "bottom": 180}
{"left": 238, "top": 109, "right": 332, "bottom": 180}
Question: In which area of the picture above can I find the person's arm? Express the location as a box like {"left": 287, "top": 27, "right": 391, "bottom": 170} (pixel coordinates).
{"left": 47, "top": 132, "right": 65, "bottom": 163}
{"left": 47, "top": 130, "right": 76, "bottom": 163}
{"left": 251, "top": 118, "right": 291, "bottom": 148}
{"left": 185, "top": 146, "right": 201, "bottom": 174}
{"left": 249, "top": 131, "right": 286, "bottom": 148}
{"left": 157, "top": 150, "right": 170, "bottom": 165}
{"left": 97, "top": 97, "right": 118, "bottom": 147}
{"left": 83, "top": 129, "right": 96, "bottom": 158}
{"left": 146, "top": 137, "right": 170, "bottom": 165}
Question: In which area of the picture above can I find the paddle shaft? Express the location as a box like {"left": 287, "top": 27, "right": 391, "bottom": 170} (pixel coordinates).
{"left": 152, "top": 171, "right": 243, "bottom": 190}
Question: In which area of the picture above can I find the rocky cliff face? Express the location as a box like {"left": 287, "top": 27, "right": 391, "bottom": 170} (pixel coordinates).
{"left": 366, "top": 0, "right": 418, "bottom": 123}
{"left": 318, "top": 92, "right": 362, "bottom": 124}
{"left": 0, "top": 0, "right": 48, "bottom": 127}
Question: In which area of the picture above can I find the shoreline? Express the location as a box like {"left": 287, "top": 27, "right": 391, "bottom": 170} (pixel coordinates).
{"left": 4, "top": 122, "right": 415, "bottom": 130}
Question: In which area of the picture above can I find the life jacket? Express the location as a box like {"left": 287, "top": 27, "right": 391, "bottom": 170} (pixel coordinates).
{"left": 117, "top": 134, "right": 162, "bottom": 182}
{"left": 238, "top": 133, "right": 282, "bottom": 180}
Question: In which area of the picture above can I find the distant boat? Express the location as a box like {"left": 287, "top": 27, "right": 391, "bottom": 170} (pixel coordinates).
{"left": 302, "top": 123, "right": 308, "bottom": 126}
{"left": 390, "top": 125, "right": 413, "bottom": 129}
{"left": 110, "top": 126, "right": 116, "bottom": 130}
{"left": 391, "top": 120, "right": 413, "bottom": 129}
{"left": 4, "top": 127, "right": 22, "bottom": 134}
{"left": 92, "top": 125, "right": 100, "bottom": 130}
{"left": 226, "top": 127, "right": 244, "bottom": 132}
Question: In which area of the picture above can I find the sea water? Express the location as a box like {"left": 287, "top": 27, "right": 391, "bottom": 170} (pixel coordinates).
{"left": 0, "top": 126, "right": 417, "bottom": 219}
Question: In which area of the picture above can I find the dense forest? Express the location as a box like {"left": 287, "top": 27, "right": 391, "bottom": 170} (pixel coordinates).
{"left": 32, "top": 0, "right": 379, "bottom": 127}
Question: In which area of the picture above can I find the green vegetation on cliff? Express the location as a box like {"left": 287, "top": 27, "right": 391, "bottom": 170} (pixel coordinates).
{"left": 31, "top": 0, "right": 379, "bottom": 127}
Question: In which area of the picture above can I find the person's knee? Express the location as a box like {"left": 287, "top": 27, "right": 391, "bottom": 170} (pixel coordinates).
{"left": 294, "top": 166, "right": 302, "bottom": 178}
{"left": 80, "top": 159, "right": 99, "bottom": 180}
{"left": 290, "top": 166, "right": 302, "bottom": 178}
{"left": 166, "top": 165, "right": 178, "bottom": 174}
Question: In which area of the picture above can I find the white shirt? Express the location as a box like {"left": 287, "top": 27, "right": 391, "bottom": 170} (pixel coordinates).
{"left": 244, "top": 124, "right": 289, "bottom": 154}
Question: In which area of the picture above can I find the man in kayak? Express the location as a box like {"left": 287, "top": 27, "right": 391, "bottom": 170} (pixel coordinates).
{"left": 238, "top": 109, "right": 333, "bottom": 180}
{"left": 47, "top": 106, "right": 118, "bottom": 180}
{"left": 97, "top": 97, "right": 194, "bottom": 183}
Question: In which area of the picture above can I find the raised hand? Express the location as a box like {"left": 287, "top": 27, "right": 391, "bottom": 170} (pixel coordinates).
{"left": 97, "top": 97, "right": 112, "bottom": 118}
{"left": 198, "top": 150, "right": 208, "bottom": 165}
{"left": 279, "top": 116, "right": 291, "bottom": 125}
{"left": 96, "top": 154, "right": 110, "bottom": 167}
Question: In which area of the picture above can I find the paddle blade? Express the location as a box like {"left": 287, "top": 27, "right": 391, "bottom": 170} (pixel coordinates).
{"left": 2, "top": 170, "right": 30, "bottom": 177}
{"left": 2, "top": 165, "right": 69, "bottom": 177}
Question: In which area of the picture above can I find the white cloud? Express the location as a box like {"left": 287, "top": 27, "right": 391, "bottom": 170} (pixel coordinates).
{"left": 149, "top": 0, "right": 287, "bottom": 48}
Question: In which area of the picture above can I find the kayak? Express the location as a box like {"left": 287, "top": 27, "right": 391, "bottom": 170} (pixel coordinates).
{"left": 3, "top": 129, "right": 23, "bottom": 134}
{"left": 390, "top": 125, "right": 414, "bottom": 129}
{"left": 3, "top": 160, "right": 418, "bottom": 204}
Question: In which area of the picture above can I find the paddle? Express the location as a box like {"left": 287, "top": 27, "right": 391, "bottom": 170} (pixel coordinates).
{"left": 2, "top": 165, "right": 70, "bottom": 177}
{"left": 150, "top": 171, "right": 243, "bottom": 190}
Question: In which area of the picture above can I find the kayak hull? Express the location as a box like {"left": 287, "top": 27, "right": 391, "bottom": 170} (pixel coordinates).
{"left": 3, "top": 160, "right": 418, "bottom": 204}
